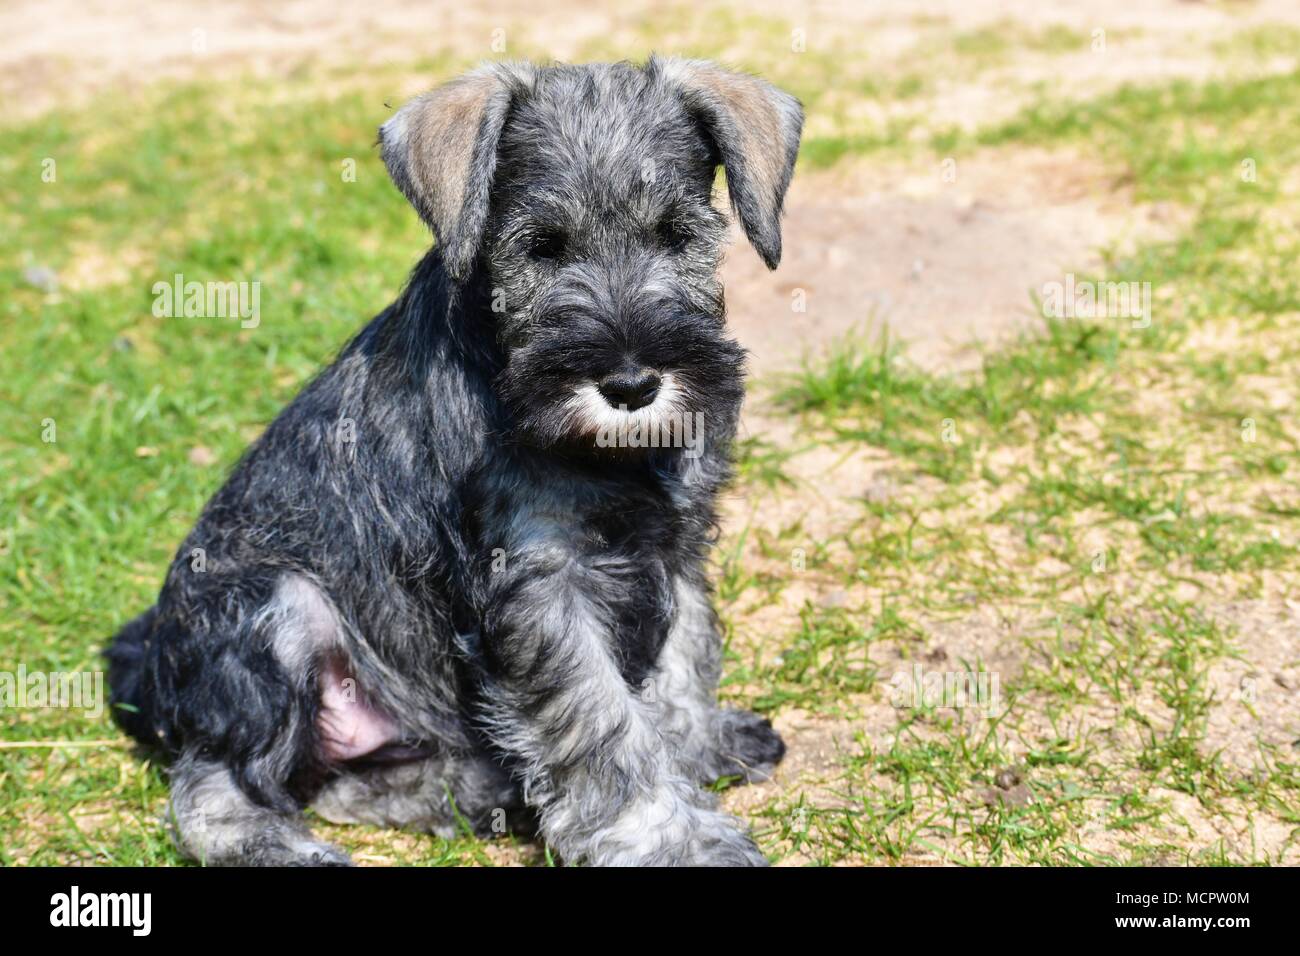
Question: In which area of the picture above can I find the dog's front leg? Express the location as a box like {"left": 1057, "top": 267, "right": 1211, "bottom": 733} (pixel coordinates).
{"left": 478, "top": 553, "right": 767, "bottom": 866}
{"left": 653, "top": 573, "right": 786, "bottom": 786}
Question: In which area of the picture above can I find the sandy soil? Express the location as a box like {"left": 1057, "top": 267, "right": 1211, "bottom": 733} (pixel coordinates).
{"left": 7, "top": 1, "right": 1300, "bottom": 121}
{"left": 724, "top": 148, "right": 1178, "bottom": 377}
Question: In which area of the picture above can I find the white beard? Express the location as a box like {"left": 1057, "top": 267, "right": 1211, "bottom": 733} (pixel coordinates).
{"left": 561, "top": 372, "right": 702, "bottom": 456}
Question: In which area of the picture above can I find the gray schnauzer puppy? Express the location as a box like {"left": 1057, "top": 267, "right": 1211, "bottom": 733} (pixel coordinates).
{"left": 107, "top": 56, "right": 803, "bottom": 866}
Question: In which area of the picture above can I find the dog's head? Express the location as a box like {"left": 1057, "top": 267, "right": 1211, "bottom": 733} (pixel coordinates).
{"left": 380, "top": 57, "right": 802, "bottom": 457}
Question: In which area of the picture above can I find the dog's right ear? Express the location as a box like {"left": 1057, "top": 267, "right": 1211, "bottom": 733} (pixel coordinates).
{"left": 657, "top": 57, "right": 803, "bottom": 271}
{"left": 379, "top": 64, "right": 531, "bottom": 281}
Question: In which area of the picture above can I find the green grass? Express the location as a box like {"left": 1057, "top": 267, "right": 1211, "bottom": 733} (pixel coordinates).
{"left": 977, "top": 69, "right": 1300, "bottom": 204}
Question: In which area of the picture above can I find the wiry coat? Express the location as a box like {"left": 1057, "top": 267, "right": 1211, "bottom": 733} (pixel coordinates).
{"left": 107, "top": 56, "right": 802, "bottom": 866}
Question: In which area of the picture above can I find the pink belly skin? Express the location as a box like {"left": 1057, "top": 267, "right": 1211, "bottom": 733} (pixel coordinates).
{"left": 316, "top": 659, "right": 399, "bottom": 761}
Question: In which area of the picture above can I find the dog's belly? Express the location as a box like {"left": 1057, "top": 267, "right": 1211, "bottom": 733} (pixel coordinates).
{"left": 262, "top": 573, "right": 432, "bottom": 762}
{"left": 316, "top": 658, "right": 401, "bottom": 761}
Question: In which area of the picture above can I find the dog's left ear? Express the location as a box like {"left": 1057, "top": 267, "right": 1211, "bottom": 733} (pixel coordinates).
{"left": 379, "top": 64, "right": 533, "bottom": 281}
{"left": 658, "top": 57, "right": 803, "bottom": 270}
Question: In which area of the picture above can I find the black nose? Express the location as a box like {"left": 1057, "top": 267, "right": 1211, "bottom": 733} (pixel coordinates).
{"left": 597, "top": 368, "right": 661, "bottom": 411}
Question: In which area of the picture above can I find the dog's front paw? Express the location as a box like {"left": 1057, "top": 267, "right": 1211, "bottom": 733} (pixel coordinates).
{"left": 298, "top": 842, "right": 355, "bottom": 867}
{"left": 712, "top": 708, "right": 786, "bottom": 784}
{"left": 245, "top": 835, "right": 354, "bottom": 867}
{"left": 685, "top": 824, "right": 770, "bottom": 867}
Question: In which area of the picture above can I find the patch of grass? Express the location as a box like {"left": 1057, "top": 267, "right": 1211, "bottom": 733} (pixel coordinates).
{"left": 1213, "top": 24, "right": 1300, "bottom": 61}
{"left": 744, "top": 602, "right": 924, "bottom": 715}
{"left": 977, "top": 69, "right": 1300, "bottom": 204}
{"left": 732, "top": 435, "right": 797, "bottom": 490}
{"left": 945, "top": 21, "right": 1093, "bottom": 66}
{"left": 774, "top": 312, "right": 1122, "bottom": 483}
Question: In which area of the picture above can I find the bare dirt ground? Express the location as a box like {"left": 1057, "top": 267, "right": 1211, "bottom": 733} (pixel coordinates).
{"left": 7, "top": 0, "right": 1300, "bottom": 124}
{"left": 726, "top": 148, "right": 1178, "bottom": 377}
{"left": 7, "top": 0, "right": 1299, "bottom": 865}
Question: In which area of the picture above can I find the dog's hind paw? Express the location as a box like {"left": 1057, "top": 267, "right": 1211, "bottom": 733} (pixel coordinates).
{"left": 711, "top": 708, "right": 786, "bottom": 784}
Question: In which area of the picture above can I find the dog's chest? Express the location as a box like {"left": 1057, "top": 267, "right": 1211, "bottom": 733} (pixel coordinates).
{"left": 579, "top": 499, "right": 685, "bottom": 685}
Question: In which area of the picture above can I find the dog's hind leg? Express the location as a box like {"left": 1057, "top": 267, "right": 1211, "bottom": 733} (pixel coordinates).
{"left": 169, "top": 750, "right": 351, "bottom": 866}
{"left": 654, "top": 573, "right": 786, "bottom": 786}
{"left": 142, "top": 572, "right": 369, "bottom": 865}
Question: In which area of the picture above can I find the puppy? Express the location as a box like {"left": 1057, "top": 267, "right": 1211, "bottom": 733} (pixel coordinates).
{"left": 107, "top": 56, "right": 803, "bottom": 866}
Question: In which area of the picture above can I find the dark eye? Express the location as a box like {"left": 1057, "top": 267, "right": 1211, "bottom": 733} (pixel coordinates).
{"left": 656, "top": 218, "right": 691, "bottom": 253}
{"left": 529, "top": 230, "right": 566, "bottom": 261}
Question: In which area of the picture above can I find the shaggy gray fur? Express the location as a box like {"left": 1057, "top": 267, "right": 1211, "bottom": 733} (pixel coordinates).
{"left": 107, "top": 56, "right": 802, "bottom": 867}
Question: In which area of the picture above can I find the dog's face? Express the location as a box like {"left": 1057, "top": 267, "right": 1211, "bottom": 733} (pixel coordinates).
{"left": 380, "top": 58, "right": 803, "bottom": 457}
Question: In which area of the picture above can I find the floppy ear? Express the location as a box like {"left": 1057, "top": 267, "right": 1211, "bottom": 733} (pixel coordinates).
{"left": 658, "top": 57, "right": 803, "bottom": 269}
{"left": 379, "top": 64, "right": 532, "bottom": 281}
